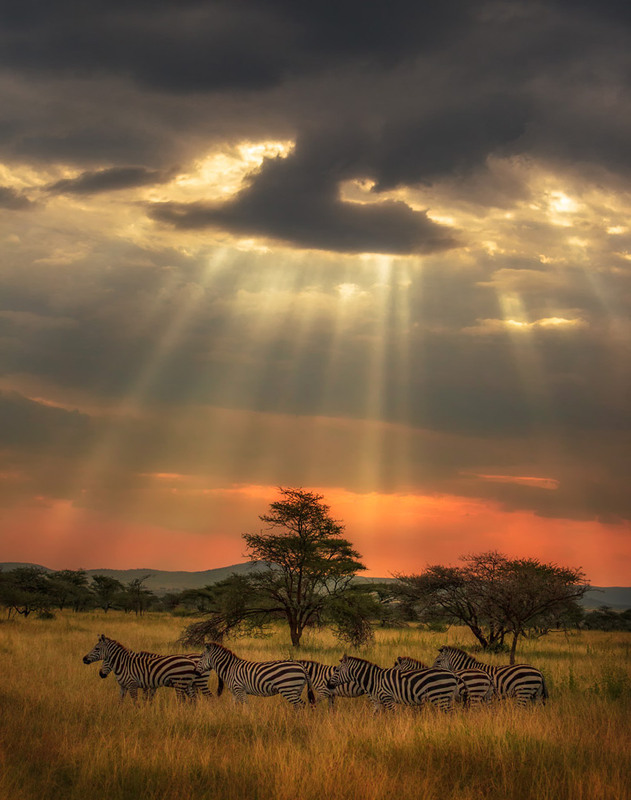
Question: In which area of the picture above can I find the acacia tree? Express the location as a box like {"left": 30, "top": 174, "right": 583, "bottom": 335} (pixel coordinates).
{"left": 91, "top": 575, "right": 124, "bottom": 612}
{"left": 181, "top": 488, "right": 369, "bottom": 648}
{"left": 396, "top": 551, "right": 589, "bottom": 663}
{"left": 484, "top": 557, "right": 588, "bottom": 663}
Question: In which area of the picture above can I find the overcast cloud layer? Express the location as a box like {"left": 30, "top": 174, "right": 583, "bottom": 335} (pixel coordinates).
{"left": 0, "top": 0, "right": 629, "bottom": 578}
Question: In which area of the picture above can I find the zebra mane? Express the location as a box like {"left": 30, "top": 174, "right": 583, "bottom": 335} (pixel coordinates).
{"left": 99, "top": 635, "right": 127, "bottom": 650}
{"left": 344, "top": 655, "right": 378, "bottom": 668}
{"left": 397, "top": 655, "right": 426, "bottom": 667}
{"left": 207, "top": 641, "right": 237, "bottom": 657}
{"left": 439, "top": 646, "right": 468, "bottom": 656}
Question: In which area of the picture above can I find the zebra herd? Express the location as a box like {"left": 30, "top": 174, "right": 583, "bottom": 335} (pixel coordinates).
{"left": 83, "top": 635, "right": 548, "bottom": 712}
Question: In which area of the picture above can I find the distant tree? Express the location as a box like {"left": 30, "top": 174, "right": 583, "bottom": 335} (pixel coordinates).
{"left": 0, "top": 567, "right": 53, "bottom": 618}
{"left": 396, "top": 551, "right": 589, "bottom": 663}
{"left": 583, "top": 607, "right": 631, "bottom": 632}
{"left": 483, "top": 557, "right": 588, "bottom": 663}
{"left": 48, "top": 569, "right": 92, "bottom": 611}
{"left": 124, "top": 575, "right": 154, "bottom": 616}
{"left": 181, "top": 488, "right": 368, "bottom": 648}
{"left": 91, "top": 575, "right": 124, "bottom": 612}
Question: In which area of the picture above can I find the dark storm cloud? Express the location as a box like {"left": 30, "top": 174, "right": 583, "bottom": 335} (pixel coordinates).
{"left": 0, "top": 0, "right": 473, "bottom": 92}
{"left": 47, "top": 166, "right": 172, "bottom": 195}
{"left": 0, "top": 185, "right": 35, "bottom": 210}
{"left": 0, "top": 391, "right": 94, "bottom": 452}
{"left": 2, "top": 0, "right": 631, "bottom": 205}
{"left": 149, "top": 138, "right": 459, "bottom": 254}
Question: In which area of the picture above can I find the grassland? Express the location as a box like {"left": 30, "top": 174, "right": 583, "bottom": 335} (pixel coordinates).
{"left": 1, "top": 612, "right": 629, "bottom": 800}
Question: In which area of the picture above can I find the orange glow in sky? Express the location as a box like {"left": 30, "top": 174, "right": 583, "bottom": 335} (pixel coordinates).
{"left": 1, "top": 486, "right": 627, "bottom": 585}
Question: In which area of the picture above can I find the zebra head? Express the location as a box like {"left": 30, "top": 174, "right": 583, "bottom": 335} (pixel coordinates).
{"left": 393, "top": 656, "right": 414, "bottom": 671}
{"left": 194, "top": 644, "right": 214, "bottom": 675}
{"left": 433, "top": 646, "right": 452, "bottom": 670}
{"left": 326, "top": 655, "right": 352, "bottom": 690}
{"left": 82, "top": 634, "right": 108, "bottom": 666}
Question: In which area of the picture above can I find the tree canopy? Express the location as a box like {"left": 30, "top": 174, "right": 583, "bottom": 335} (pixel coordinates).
{"left": 395, "top": 551, "right": 589, "bottom": 662}
{"left": 181, "top": 487, "right": 371, "bottom": 647}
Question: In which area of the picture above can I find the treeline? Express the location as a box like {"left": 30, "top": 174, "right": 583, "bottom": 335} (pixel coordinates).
{"left": 0, "top": 566, "right": 169, "bottom": 617}
{"left": 2, "top": 489, "right": 628, "bottom": 656}
{"left": 0, "top": 563, "right": 625, "bottom": 636}
{"left": 0, "top": 563, "right": 627, "bottom": 635}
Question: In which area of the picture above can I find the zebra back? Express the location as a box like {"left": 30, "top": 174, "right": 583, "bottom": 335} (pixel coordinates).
{"left": 435, "top": 646, "right": 546, "bottom": 704}
{"left": 331, "top": 655, "right": 460, "bottom": 711}
{"left": 84, "top": 635, "right": 202, "bottom": 701}
{"left": 196, "top": 642, "right": 313, "bottom": 708}
{"left": 394, "top": 655, "right": 469, "bottom": 706}
{"left": 297, "top": 660, "right": 365, "bottom": 707}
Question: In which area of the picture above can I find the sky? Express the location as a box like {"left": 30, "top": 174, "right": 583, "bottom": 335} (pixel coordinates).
{"left": 0, "top": 0, "right": 630, "bottom": 585}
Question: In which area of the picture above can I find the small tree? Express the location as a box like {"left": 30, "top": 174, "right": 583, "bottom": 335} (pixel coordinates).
{"left": 124, "top": 575, "right": 154, "bottom": 616}
{"left": 48, "top": 569, "right": 92, "bottom": 611}
{"left": 396, "top": 551, "right": 589, "bottom": 663}
{"left": 485, "top": 557, "right": 588, "bottom": 663}
{"left": 244, "top": 488, "right": 367, "bottom": 646}
{"left": 181, "top": 488, "right": 368, "bottom": 648}
{"left": 0, "top": 567, "right": 53, "bottom": 618}
{"left": 91, "top": 575, "right": 124, "bottom": 612}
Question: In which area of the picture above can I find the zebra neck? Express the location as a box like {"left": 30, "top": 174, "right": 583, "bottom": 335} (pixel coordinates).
{"left": 458, "top": 653, "right": 495, "bottom": 675}
{"left": 351, "top": 660, "right": 383, "bottom": 688}
{"left": 209, "top": 647, "right": 240, "bottom": 676}
{"left": 104, "top": 642, "right": 133, "bottom": 674}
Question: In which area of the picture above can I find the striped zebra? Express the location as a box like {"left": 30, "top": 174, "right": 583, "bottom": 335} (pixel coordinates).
{"left": 433, "top": 646, "right": 547, "bottom": 705}
{"left": 297, "top": 660, "right": 365, "bottom": 709}
{"left": 82, "top": 635, "right": 214, "bottom": 702}
{"left": 394, "top": 655, "right": 494, "bottom": 705}
{"left": 194, "top": 642, "right": 316, "bottom": 709}
{"left": 106, "top": 650, "right": 220, "bottom": 701}
{"left": 326, "top": 654, "right": 462, "bottom": 712}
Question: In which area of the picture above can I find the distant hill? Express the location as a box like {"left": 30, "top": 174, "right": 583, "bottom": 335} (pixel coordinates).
{"left": 1, "top": 562, "right": 630, "bottom": 607}
{"left": 0, "top": 561, "right": 261, "bottom": 594}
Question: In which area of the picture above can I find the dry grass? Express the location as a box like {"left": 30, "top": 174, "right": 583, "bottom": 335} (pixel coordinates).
{"left": 0, "top": 612, "right": 629, "bottom": 800}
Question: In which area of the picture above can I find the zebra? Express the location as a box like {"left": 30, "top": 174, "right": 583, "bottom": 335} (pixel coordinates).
{"left": 96, "top": 649, "right": 220, "bottom": 702}
{"left": 194, "top": 642, "right": 316, "bottom": 709}
{"left": 433, "top": 646, "right": 547, "bottom": 705}
{"left": 296, "top": 659, "right": 365, "bottom": 709}
{"left": 326, "top": 654, "right": 462, "bottom": 712}
{"left": 394, "top": 655, "right": 495, "bottom": 705}
{"left": 82, "top": 635, "right": 214, "bottom": 703}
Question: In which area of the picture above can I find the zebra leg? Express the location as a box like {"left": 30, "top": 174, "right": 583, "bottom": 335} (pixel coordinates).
{"left": 231, "top": 689, "right": 248, "bottom": 705}
{"left": 278, "top": 689, "right": 306, "bottom": 709}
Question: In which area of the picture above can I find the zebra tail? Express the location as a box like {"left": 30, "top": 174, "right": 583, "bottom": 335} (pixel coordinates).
{"left": 216, "top": 675, "right": 225, "bottom": 697}
{"left": 304, "top": 671, "right": 316, "bottom": 707}
{"left": 457, "top": 676, "right": 469, "bottom": 709}
{"left": 541, "top": 674, "right": 548, "bottom": 704}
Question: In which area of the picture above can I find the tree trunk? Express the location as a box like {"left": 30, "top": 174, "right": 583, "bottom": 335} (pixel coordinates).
{"left": 509, "top": 630, "right": 519, "bottom": 665}
{"left": 468, "top": 623, "right": 489, "bottom": 649}
{"left": 289, "top": 622, "right": 302, "bottom": 647}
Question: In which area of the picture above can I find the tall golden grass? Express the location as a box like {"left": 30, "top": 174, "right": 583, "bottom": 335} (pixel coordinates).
{"left": 0, "top": 612, "right": 629, "bottom": 800}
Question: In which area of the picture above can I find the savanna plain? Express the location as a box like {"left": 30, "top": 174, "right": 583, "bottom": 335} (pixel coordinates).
{"left": 0, "top": 612, "right": 629, "bottom": 800}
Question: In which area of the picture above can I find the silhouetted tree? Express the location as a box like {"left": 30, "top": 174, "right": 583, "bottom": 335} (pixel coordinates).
{"left": 91, "top": 575, "right": 124, "bottom": 612}
{"left": 181, "top": 488, "right": 368, "bottom": 648}
{"left": 396, "top": 551, "right": 589, "bottom": 663}
{"left": 0, "top": 567, "right": 53, "bottom": 618}
{"left": 48, "top": 569, "right": 92, "bottom": 611}
{"left": 124, "top": 575, "right": 154, "bottom": 616}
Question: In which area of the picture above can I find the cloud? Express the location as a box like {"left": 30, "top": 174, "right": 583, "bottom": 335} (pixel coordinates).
{"left": 0, "top": 185, "right": 35, "bottom": 209}
{"left": 149, "top": 139, "right": 460, "bottom": 255}
{"left": 0, "top": 1, "right": 473, "bottom": 92}
{"left": 47, "top": 166, "right": 172, "bottom": 195}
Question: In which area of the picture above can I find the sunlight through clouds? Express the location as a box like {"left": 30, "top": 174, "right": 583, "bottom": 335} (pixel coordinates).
{"left": 1, "top": 0, "right": 630, "bottom": 582}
